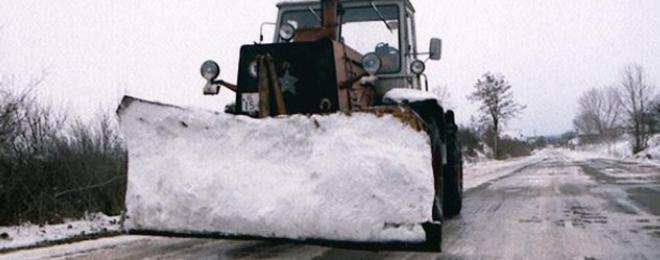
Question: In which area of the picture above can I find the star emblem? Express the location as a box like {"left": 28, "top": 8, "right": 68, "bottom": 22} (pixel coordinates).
{"left": 279, "top": 63, "right": 298, "bottom": 95}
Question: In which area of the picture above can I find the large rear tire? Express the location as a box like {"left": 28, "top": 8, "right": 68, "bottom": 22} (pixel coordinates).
{"left": 443, "top": 169, "right": 462, "bottom": 217}
{"left": 443, "top": 111, "right": 463, "bottom": 217}
{"left": 406, "top": 100, "right": 445, "bottom": 251}
{"left": 423, "top": 197, "right": 443, "bottom": 251}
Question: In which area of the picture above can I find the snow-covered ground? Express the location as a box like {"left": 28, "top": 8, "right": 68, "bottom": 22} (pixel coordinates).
{"left": 462, "top": 144, "right": 493, "bottom": 164}
{"left": 573, "top": 134, "right": 660, "bottom": 164}
{"left": 463, "top": 150, "right": 546, "bottom": 190}
{"left": 0, "top": 149, "right": 552, "bottom": 253}
{"left": 0, "top": 213, "right": 120, "bottom": 252}
{"left": 0, "top": 154, "right": 543, "bottom": 254}
{"left": 633, "top": 134, "right": 660, "bottom": 162}
{"left": 0, "top": 93, "right": 574, "bottom": 252}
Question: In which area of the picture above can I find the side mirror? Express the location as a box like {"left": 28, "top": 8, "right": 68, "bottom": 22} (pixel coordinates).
{"left": 429, "top": 38, "right": 442, "bottom": 61}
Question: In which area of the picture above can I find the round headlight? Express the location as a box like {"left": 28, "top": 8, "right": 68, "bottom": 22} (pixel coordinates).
{"left": 279, "top": 23, "right": 296, "bottom": 42}
{"left": 200, "top": 60, "right": 220, "bottom": 81}
{"left": 361, "top": 53, "right": 382, "bottom": 75}
{"left": 411, "top": 60, "right": 426, "bottom": 75}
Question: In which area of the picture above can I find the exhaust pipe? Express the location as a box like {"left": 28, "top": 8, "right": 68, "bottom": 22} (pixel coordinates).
{"left": 321, "top": 0, "right": 338, "bottom": 39}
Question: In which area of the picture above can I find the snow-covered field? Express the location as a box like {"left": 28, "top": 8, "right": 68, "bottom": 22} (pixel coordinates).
{"left": 573, "top": 134, "right": 660, "bottom": 164}
{"left": 0, "top": 213, "right": 120, "bottom": 252}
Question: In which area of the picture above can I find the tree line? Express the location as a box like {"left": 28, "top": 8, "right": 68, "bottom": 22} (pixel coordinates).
{"left": 573, "top": 64, "right": 658, "bottom": 153}
{"left": 0, "top": 76, "right": 126, "bottom": 226}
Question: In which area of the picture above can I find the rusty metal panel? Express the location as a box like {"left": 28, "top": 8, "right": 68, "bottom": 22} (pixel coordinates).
{"left": 332, "top": 41, "right": 371, "bottom": 112}
{"left": 294, "top": 28, "right": 335, "bottom": 43}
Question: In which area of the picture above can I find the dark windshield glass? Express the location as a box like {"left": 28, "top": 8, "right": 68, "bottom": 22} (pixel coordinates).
{"left": 281, "top": 8, "right": 321, "bottom": 30}
{"left": 280, "top": 4, "right": 401, "bottom": 74}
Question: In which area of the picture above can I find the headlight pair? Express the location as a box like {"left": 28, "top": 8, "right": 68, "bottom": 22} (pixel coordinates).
{"left": 362, "top": 54, "right": 426, "bottom": 76}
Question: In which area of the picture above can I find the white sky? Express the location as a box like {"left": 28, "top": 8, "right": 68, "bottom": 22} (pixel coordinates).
{"left": 1, "top": 0, "right": 659, "bottom": 136}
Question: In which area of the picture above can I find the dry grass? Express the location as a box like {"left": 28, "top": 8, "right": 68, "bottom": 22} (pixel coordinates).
{"left": 0, "top": 78, "right": 126, "bottom": 226}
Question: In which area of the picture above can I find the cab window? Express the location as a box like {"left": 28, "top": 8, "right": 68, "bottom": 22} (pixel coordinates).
{"left": 279, "top": 4, "right": 401, "bottom": 74}
{"left": 341, "top": 5, "right": 400, "bottom": 73}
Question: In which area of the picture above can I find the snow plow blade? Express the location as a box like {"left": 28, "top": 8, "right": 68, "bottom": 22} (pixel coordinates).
{"left": 117, "top": 96, "right": 441, "bottom": 250}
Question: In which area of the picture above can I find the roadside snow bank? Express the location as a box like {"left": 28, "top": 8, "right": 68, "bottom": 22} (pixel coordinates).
{"left": 383, "top": 88, "right": 439, "bottom": 105}
{"left": 0, "top": 213, "right": 119, "bottom": 251}
{"left": 118, "top": 97, "right": 434, "bottom": 243}
{"left": 574, "top": 134, "right": 660, "bottom": 163}
{"left": 633, "top": 135, "right": 660, "bottom": 163}
{"left": 463, "top": 152, "right": 545, "bottom": 190}
{"left": 575, "top": 138, "right": 632, "bottom": 158}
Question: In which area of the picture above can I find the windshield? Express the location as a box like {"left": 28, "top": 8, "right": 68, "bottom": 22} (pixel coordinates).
{"left": 280, "top": 8, "right": 321, "bottom": 30}
{"left": 279, "top": 4, "right": 401, "bottom": 74}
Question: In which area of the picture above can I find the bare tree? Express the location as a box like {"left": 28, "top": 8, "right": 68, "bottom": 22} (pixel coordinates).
{"left": 620, "top": 64, "right": 656, "bottom": 153}
{"left": 0, "top": 76, "right": 35, "bottom": 155}
{"left": 0, "top": 73, "right": 127, "bottom": 225}
{"left": 573, "top": 86, "right": 623, "bottom": 146}
{"left": 468, "top": 72, "right": 526, "bottom": 159}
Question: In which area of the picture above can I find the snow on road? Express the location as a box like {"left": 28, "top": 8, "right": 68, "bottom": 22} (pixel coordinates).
{"left": 0, "top": 236, "right": 147, "bottom": 260}
{"left": 0, "top": 152, "right": 545, "bottom": 255}
{"left": 0, "top": 148, "right": 556, "bottom": 255}
{"left": 0, "top": 213, "right": 120, "bottom": 252}
{"left": 5, "top": 148, "right": 659, "bottom": 259}
{"left": 462, "top": 151, "right": 546, "bottom": 190}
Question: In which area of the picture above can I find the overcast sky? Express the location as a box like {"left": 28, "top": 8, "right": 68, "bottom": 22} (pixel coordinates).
{"left": 1, "top": 0, "right": 659, "bottom": 136}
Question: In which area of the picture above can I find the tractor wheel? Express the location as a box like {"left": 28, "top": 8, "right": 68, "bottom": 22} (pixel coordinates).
{"left": 404, "top": 99, "right": 445, "bottom": 251}
{"left": 422, "top": 196, "right": 443, "bottom": 252}
{"left": 443, "top": 156, "right": 462, "bottom": 217}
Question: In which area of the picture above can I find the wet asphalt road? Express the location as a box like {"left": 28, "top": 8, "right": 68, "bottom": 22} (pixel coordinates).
{"left": 4, "top": 150, "right": 660, "bottom": 259}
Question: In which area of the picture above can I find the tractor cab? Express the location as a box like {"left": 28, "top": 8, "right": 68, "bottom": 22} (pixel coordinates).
{"left": 200, "top": 0, "right": 442, "bottom": 116}
{"left": 275, "top": 0, "right": 442, "bottom": 94}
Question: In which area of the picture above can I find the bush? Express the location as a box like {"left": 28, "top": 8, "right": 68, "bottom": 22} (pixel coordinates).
{"left": 456, "top": 122, "right": 530, "bottom": 160}
{"left": 497, "top": 137, "right": 532, "bottom": 159}
{"left": 0, "top": 80, "right": 126, "bottom": 226}
{"left": 530, "top": 136, "right": 548, "bottom": 149}
{"left": 457, "top": 125, "right": 482, "bottom": 158}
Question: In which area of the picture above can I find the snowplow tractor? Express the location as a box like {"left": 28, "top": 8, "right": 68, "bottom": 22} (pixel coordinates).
{"left": 117, "top": 0, "right": 462, "bottom": 252}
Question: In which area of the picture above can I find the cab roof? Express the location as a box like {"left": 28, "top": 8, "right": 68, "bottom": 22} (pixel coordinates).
{"left": 276, "top": 0, "right": 416, "bottom": 12}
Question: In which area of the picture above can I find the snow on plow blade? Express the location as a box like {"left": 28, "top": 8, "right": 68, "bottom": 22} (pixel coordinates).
{"left": 117, "top": 96, "right": 438, "bottom": 249}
